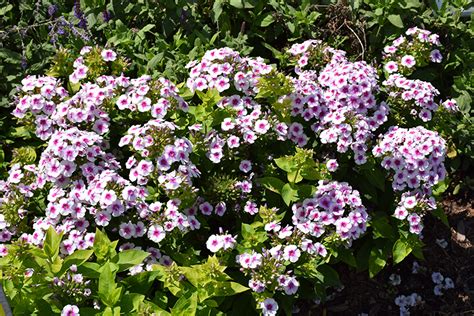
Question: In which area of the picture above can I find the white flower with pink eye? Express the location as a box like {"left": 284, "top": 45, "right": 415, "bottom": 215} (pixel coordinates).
{"left": 199, "top": 202, "right": 213, "bottom": 215}
{"left": 394, "top": 206, "right": 408, "bottom": 220}
{"left": 221, "top": 118, "right": 235, "bottom": 131}
{"left": 326, "top": 159, "right": 339, "bottom": 172}
{"left": 0, "top": 244, "right": 8, "bottom": 257}
{"left": 215, "top": 76, "right": 230, "bottom": 92}
{"left": 61, "top": 304, "right": 80, "bottom": 316}
{"left": 401, "top": 55, "right": 416, "bottom": 68}
{"left": 239, "top": 160, "right": 252, "bottom": 173}
{"left": 101, "top": 49, "right": 117, "bottom": 62}
{"left": 260, "top": 298, "right": 278, "bottom": 316}
{"left": 215, "top": 202, "right": 226, "bottom": 216}
{"left": 283, "top": 245, "right": 301, "bottom": 263}
{"left": 384, "top": 61, "right": 399, "bottom": 73}
{"left": 403, "top": 196, "right": 417, "bottom": 209}
{"left": 283, "top": 276, "right": 300, "bottom": 295}
{"left": 119, "top": 222, "right": 136, "bottom": 239}
{"left": 148, "top": 224, "right": 166, "bottom": 243}
{"left": 100, "top": 190, "right": 117, "bottom": 207}
{"left": 335, "top": 217, "right": 352, "bottom": 234}
{"left": 206, "top": 234, "right": 223, "bottom": 253}
{"left": 137, "top": 97, "right": 151, "bottom": 112}
{"left": 254, "top": 119, "right": 270, "bottom": 134}
{"left": 227, "top": 135, "right": 240, "bottom": 148}
{"left": 137, "top": 160, "right": 154, "bottom": 176}
{"left": 194, "top": 78, "right": 208, "bottom": 91}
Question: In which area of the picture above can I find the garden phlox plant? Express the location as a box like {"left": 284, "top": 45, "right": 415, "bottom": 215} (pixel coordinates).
{"left": 0, "top": 27, "right": 458, "bottom": 315}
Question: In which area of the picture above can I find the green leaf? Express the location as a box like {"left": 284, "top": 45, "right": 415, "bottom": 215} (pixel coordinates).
{"left": 359, "top": 162, "right": 386, "bottom": 191}
{"left": 121, "top": 293, "right": 145, "bottom": 313}
{"left": 212, "top": 281, "right": 249, "bottom": 296}
{"left": 260, "top": 13, "right": 275, "bottom": 27}
{"left": 315, "top": 264, "right": 341, "bottom": 287}
{"left": 0, "top": 4, "right": 13, "bottom": 15}
{"left": 171, "top": 291, "right": 198, "bottom": 316}
{"left": 59, "top": 250, "right": 93, "bottom": 276}
{"left": 93, "top": 229, "right": 117, "bottom": 261}
{"left": 258, "top": 177, "right": 285, "bottom": 194}
{"left": 274, "top": 156, "right": 297, "bottom": 172}
{"left": 371, "top": 215, "right": 395, "bottom": 239}
{"left": 147, "top": 53, "right": 164, "bottom": 70}
{"left": 368, "top": 241, "right": 390, "bottom": 278}
{"left": 241, "top": 223, "right": 255, "bottom": 240}
{"left": 392, "top": 239, "right": 412, "bottom": 264}
{"left": 99, "top": 262, "right": 121, "bottom": 307}
{"left": 229, "top": 0, "right": 254, "bottom": 9}
{"left": 114, "top": 249, "right": 150, "bottom": 272}
{"left": 212, "top": 0, "right": 224, "bottom": 22}
{"left": 44, "top": 227, "right": 63, "bottom": 261}
{"left": 281, "top": 183, "right": 298, "bottom": 206}
{"left": 335, "top": 248, "right": 357, "bottom": 267}
{"left": 387, "top": 14, "right": 404, "bottom": 28}
{"left": 432, "top": 208, "right": 449, "bottom": 227}
{"left": 432, "top": 180, "right": 449, "bottom": 196}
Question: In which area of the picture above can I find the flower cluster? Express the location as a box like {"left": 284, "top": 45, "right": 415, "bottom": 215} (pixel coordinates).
{"left": 37, "top": 128, "right": 118, "bottom": 185}
{"left": 292, "top": 181, "right": 369, "bottom": 242}
{"left": 374, "top": 126, "right": 446, "bottom": 233}
{"left": 237, "top": 248, "right": 300, "bottom": 297}
{"left": 53, "top": 264, "right": 91, "bottom": 303}
{"left": 206, "top": 231, "right": 237, "bottom": 253}
{"left": 115, "top": 75, "right": 188, "bottom": 115}
{"left": 288, "top": 39, "right": 346, "bottom": 72}
{"left": 12, "top": 75, "right": 68, "bottom": 139}
{"left": 374, "top": 126, "right": 446, "bottom": 191}
{"left": 383, "top": 74, "right": 440, "bottom": 121}
{"left": 286, "top": 46, "right": 389, "bottom": 163}
{"left": 383, "top": 27, "right": 442, "bottom": 76}
{"left": 186, "top": 47, "right": 272, "bottom": 95}
{"left": 0, "top": 32, "right": 456, "bottom": 314}
{"left": 119, "top": 119, "right": 198, "bottom": 190}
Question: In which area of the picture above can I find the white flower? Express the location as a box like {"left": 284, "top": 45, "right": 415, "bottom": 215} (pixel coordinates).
{"left": 401, "top": 55, "right": 416, "bottom": 68}
{"left": 254, "top": 119, "right": 270, "bottom": 134}
{"left": 239, "top": 160, "right": 252, "bottom": 173}
{"left": 206, "top": 234, "right": 223, "bottom": 253}
{"left": 283, "top": 245, "right": 301, "bottom": 263}
{"left": 61, "top": 304, "right": 80, "bottom": 316}
{"left": 260, "top": 298, "right": 278, "bottom": 316}
{"left": 101, "top": 49, "right": 117, "bottom": 62}
{"left": 148, "top": 225, "right": 165, "bottom": 243}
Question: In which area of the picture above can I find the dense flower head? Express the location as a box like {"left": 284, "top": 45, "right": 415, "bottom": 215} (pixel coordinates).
{"left": 186, "top": 47, "right": 272, "bottom": 95}
{"left": 392, "top": 190, "right": 438, "bottom": 234}
{"left": 292, "top": 180, "right": 369, "bottom": 242}
{"left": 119, "top": 119, "right": 198, "bottom": 188}
{"left": 237, "top": 247, "right": 300, "bottom": 297}
{"left": 383, "top": 74, "right": 440, "bottom": 121}
{"left": 373, "top": 126, "right": 446, "bottom": 191}
{"left": 383, "top": 27, "right": 442, "bottom": 76}
{"left": 115, "top": 75, "right": 188, "bottom": 115}
{"left": 12, "top": 75, "right": 69, "bottom": 139}
{"left": 38, "top": 127, "right": 119, "bottom": 185}
{"left": 285, "top": 46, "right": 389, "bottom": 163}
{"left": 288, "top": 39, "right": 346, "bottom": 72}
